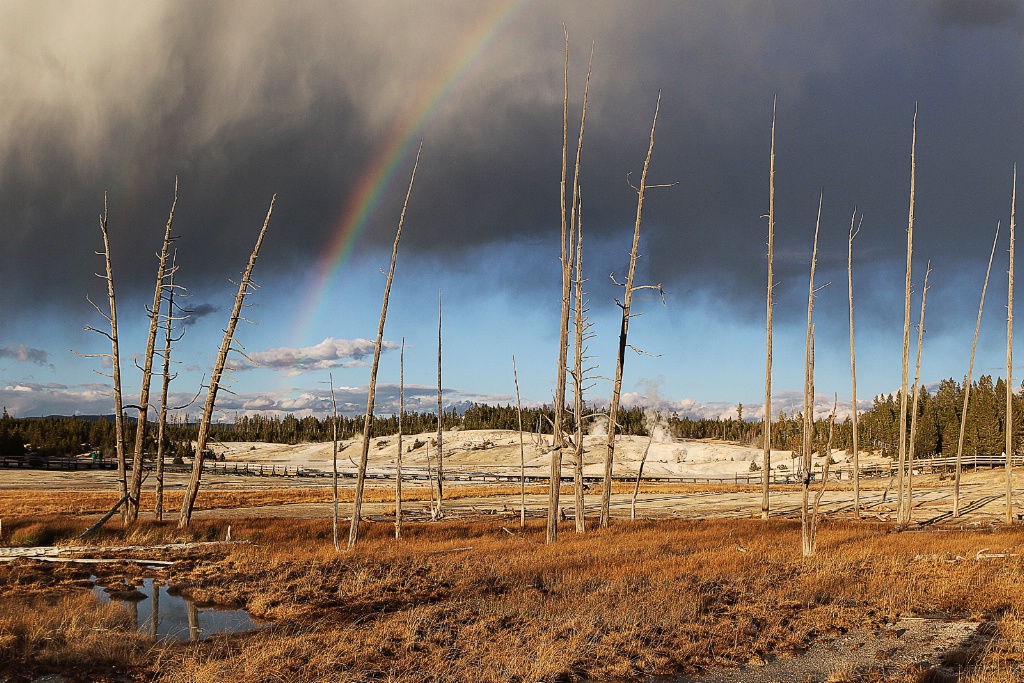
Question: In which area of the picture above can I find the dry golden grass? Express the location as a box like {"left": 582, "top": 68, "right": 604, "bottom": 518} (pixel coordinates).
{"left": 0, "top": 481, "right": 802, "bottom": 517}
{"left": 4, "top": 513, "right": 1024, "bottom": 681}
{"left": 0, "top": 590, "right": 150, "bottom": 676}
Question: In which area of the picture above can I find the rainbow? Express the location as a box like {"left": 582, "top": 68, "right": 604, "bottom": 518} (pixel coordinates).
{"left": 293, "top": 0, "right": 529, "bottom": 344}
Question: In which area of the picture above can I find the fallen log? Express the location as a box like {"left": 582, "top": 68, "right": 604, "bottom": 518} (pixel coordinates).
{"left": 79, "top": 494, "right": 130, "bottom": 539}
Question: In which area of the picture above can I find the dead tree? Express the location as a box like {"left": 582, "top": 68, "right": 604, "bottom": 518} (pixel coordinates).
{"left": 329, "top": 374, "right": 340, "bottom": 551}
{"left": 549, "top": 29, "right": 572, "bottom": 543}
{"left": 348, "top": 145, "right": 421, "bottom": 550}
{"left": 801, "top": 194, "right": 824, "bottom": 558}
{"left": 1007, "top": 165, "right": 1017, "bottom": 525}
{"left": 396, "top": 339, "right": 405, "bottom": 540}
{"left": 762, "top": 98, "right": 777, "bottom": 520}
{"left": 570, "top": 192, "right": 597, "bottom": 533}
{"left": 513, "top": 354, "right": 526, "bottom": 529}
{"left": 128, "top": 181, "right": 178, "bottom": 523}
{"left": 807, "top": 395, "right": 837, "bottom": 555}
{"left": 631, "top": 424, "right": 655, "bottom": 520}
{"left": 436, "top": 290, "right": 444, "bottom": 518}
{"left": 77, "top": 196, "right": 128, "bottom": 524}
{"left": 425, "top": 441, "right": 437, "bottom": 517}
{"left": 904, "top": 262, "right": 930, "bottom": 525}
{"left": 955, "top": 222, "right": 1000, "bottom": 516}
{"left": 178, "top": 195, "right": 275, "bottom": 529}
{"left": 548, "top": 37, "right": 592, "bottom": 543}
{"left": 897, "top": 107, "right": 917, "bottom": 526}
{"left": 600, "top": 93, "right": 667, "bottom": 529}
{"left": 154, "top": 252, "right": 189, "bottom": 521}
{"left": 848, "top": 211, "right": 862, "bottom": 518}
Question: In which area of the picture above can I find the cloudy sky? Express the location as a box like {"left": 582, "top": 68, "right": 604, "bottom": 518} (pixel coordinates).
{"left": 2, "top": 0, "right": 1024, "bottom": 420}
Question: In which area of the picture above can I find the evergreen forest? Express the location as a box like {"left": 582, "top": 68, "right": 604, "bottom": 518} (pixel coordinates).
{"left": 1, "top": 374, "right": 1022, "bottom": 461}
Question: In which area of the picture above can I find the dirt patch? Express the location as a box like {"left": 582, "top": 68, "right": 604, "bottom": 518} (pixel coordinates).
{"left": 680, "top": 617, "right": 987, "bottom": 682}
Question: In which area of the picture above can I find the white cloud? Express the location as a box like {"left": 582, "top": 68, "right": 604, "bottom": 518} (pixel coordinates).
{"left": 241, "top": 337, "right": 397, "bottom": 375}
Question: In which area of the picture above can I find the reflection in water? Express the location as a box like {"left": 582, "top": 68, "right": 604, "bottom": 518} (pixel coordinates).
{"left": 92, "top": 577, "right": 263, "bottom": 642}
{"left": 187, "top": 598, "right": 200, "bottom": 642}
{"left": 150, "top": 586, "right": 159, "bottom": 640}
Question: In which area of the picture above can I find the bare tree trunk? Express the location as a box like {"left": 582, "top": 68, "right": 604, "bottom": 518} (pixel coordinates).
{"left": 178, "top": 196, "right": 275, "bottom": 529}
{"left": 762, "top": 98, "right": 776, "bottom": 520}
{"left": 87, "top": 197, "right": 128, "bottom": 525}
{"left": 571, "top": 194, "right": 588, "bottom": 534}
{"left": 905, "top": 262, "right": 930, "bottom": 525}
{"left": 955, "top": 222, "right": 1000, "bottom": 516}
{"left": 396, "top": 339, "right": 404, "bottom": 540}
{"left": 808, "top": 396, "right": 837, "bottom": 554}
{"left": 897, "top": 106, "right": 917, "bottom": 526}
{"left": 601, "top": 94, "right": 663, "bottom": 529}
{"left": 549, "top": 29, "right": 571, "bottom": 544}
{"left": 329, "top": 374, "right": 340, "bottom": 551}
{"left": 425, "top": 441, "right": 437, "bottom": 518}
{"left": 631, "top": 432, "right": 654, "bottom": 520}
{"left": 436, "top": 290, "right": 444, "bottom": 518}
{"left": 848, "top": 211, "right": 862, "bottom": 519}
{"left": 1007, "top": 165, "right": 1016, "bottom": 525}
{"left": 348, "top": 146, "right": 420, "bottom": 549}
{"left": 513, "top": 355, "right": 526, "bottom": 529}
{"left": 801, "top": 194, "right": 823, "bottom": 558}
{"left": 128, "top": 181, "right": 177, "bottom": 523}
{"left": 549, "top": 39, "right": 592, "bottom": 543}
{"left": 801, "top": 328, "right": 816, "bottom": 557}
{"left": 154, "top": 252, "right": 182, "bottom": 522}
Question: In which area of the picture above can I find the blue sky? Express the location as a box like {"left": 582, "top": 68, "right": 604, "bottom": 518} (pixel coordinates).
{"left": 2, "top": 1, "right": 1024, "bottom": 420}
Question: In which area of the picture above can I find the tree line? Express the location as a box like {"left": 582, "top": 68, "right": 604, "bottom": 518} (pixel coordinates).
{"left": 3, "top": 376, "right": 1021, "bottom": 460}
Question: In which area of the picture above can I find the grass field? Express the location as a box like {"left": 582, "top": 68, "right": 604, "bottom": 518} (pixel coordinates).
{"left": 3, "top": 508, "right": 1024, "bottom": 682}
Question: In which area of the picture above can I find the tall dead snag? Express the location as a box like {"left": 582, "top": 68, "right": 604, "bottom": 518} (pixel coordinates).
{"left": 128, "top": 181, "right": 178, "bottom": 523}
{"left": 848, "top": 211, "right": 862, "bottom": 518}
{"left": 79, "top": 196, "right": 128, "bottom": 524}
{"left": 897, "top": 107, "right": 917, "bottom": 526}
{"left": 955, "top": 222, "right": 999, "bottom": 516}
{"left": 348, "top": 145, "right": 421, "bottom": 550}
{"left": 549, "top": 38, "right": 592, "bottom": 543}
{"left": 807, "top": 395, "right": 837, "bottom": 555}
{"left": 762, "top": 98, "right": 776, "bottom": 520}
{"left": 513, "top": 355, "right": 526, "bottom": 528}
{"left": 905, "top": 262, "right": 931, "bottom": 524}
{"left": 396, "top": 339, "right": 404, "bottom": 540}
{"left": 436, "top": 290, "right": 444, "bottom": 518}
{"left": 549, "top": 29, "right": 572, "bottom": 544}
{"left": 801, "top": 194, "right": 823, "bottom": 558}
{"left": 600, "top": 93, "right": 666, "bottom": 529}
{"left": 178, "top": 195, "right": 275, "bottom": 529}
{"left": 154, "top": 252, "right": 187, "bottom": 521}
{"left": 1007, "top": 165, "right": 1016, "bottom": 525}
{"left": 570, "top": 191, "right": 595, "bottom": 533}
{"left": 329, "top": 374, "right": 340, "bottom": 551}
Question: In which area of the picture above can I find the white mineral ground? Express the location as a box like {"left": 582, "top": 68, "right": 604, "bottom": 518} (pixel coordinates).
{"left": 2, "top": 429, "right": 1021, "bottom": 525}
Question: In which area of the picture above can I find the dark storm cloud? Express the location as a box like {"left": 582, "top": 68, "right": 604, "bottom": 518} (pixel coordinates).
{"left": 182, "top": 303, "right": 220, "bottom": 327}
{"left": 930, "top": 0, "right": 1019, "bottom": 28}
{"left": 2, "top": 1, "right": 1024, "bottom": 339}
{"left": 0, "top": 344, "right": 48, "bottom": 365}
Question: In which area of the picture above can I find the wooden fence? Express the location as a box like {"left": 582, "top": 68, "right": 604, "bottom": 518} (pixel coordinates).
{"left": 4, "top": 451, "right": 1023, "bottom": 484}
